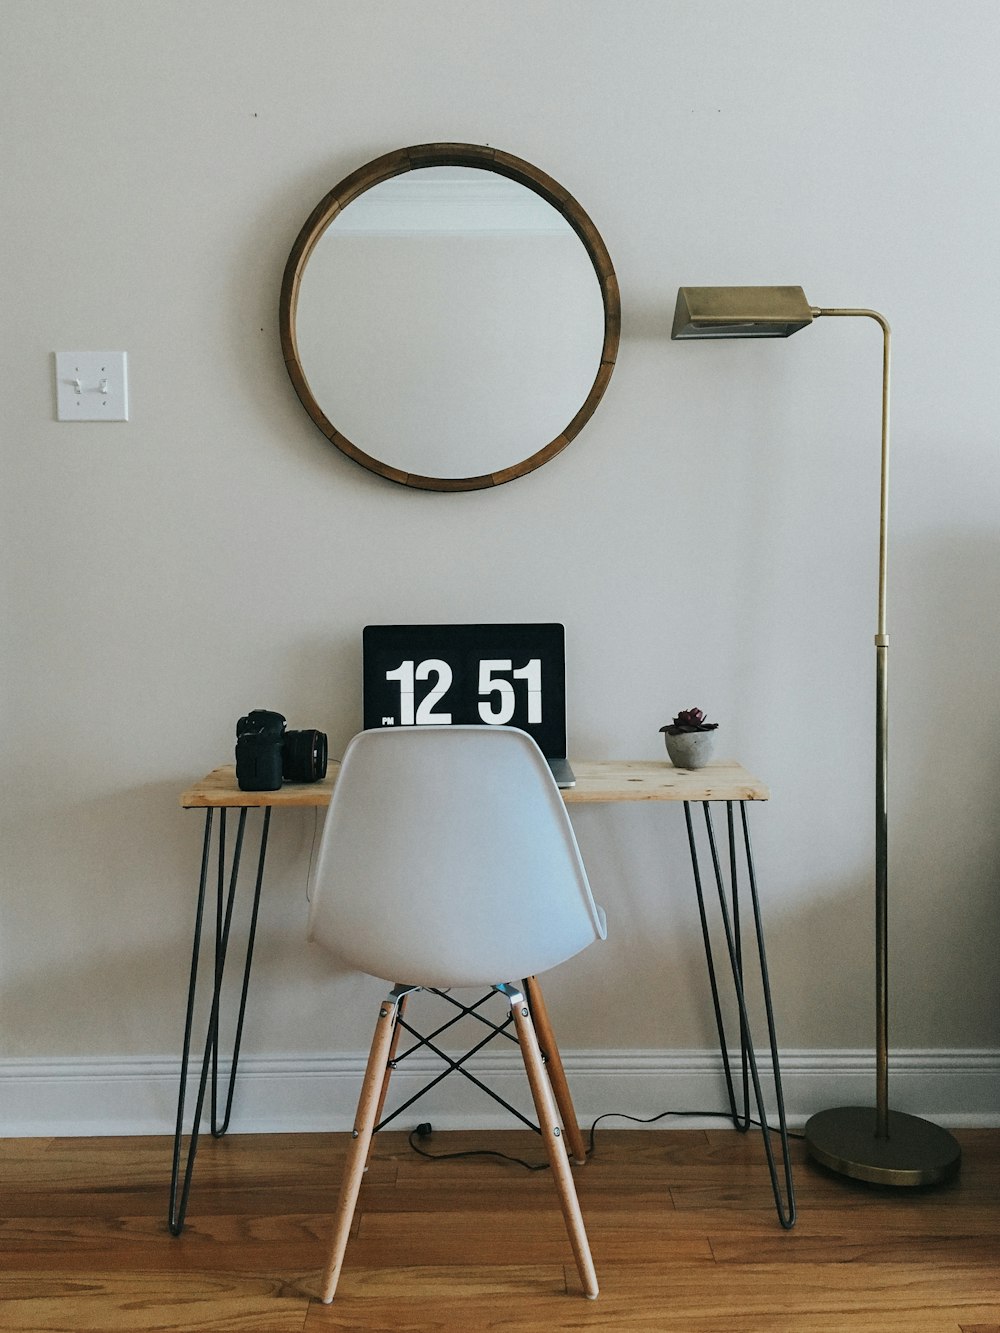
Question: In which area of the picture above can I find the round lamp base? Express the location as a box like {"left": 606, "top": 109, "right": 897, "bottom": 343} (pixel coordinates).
{"left": 804, "top": 1106, "right": 961, "bottom": 1186}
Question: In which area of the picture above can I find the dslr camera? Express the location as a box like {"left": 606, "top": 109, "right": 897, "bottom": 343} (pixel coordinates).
{"left": 235, "top": 709, "right": 328, "bottom": 792}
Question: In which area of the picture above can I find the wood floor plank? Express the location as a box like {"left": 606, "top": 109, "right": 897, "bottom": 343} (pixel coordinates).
{"left": 4, "top": 1132, "right": 392, "bottom": 1192}
{"left": 0, "top": 1212, "right": 339, "bottom": 1274}
{"left": 710, "top": 1233, "right": 1000, "bottom": 1266}
{"left": 669, "top": 1178, "right": 983, "bottom": 1212}
{"left": 1, "top": 1128, "right": 997, "bottom": 1332}
{"left": 3, "top": 1185, "right": 356, "bottom": 1221}
{"left": 300, "top": 1260, "right": 994, "bottom": 1331}
{"left": 0, "top": 1273, "right": 309, "bottom": 1332}
{"left": 354, "top": 1208, "right": 715, "bottom": 1265}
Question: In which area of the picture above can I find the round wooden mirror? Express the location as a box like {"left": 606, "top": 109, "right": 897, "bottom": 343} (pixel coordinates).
{"left": 279, "top": 143, "right": 620, "bottom": 491}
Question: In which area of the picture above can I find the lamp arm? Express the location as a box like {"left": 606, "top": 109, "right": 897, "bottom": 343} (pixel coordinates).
{"left": 810, "top": 308, "right": 891, "bottom": 641}
{"left": 812, "top": 306, "right": 892, "bottom": 1136}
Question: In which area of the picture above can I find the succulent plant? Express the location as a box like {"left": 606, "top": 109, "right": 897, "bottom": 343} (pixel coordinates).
{"left": 659, "top": 707, "right": 719, "bottom": 736}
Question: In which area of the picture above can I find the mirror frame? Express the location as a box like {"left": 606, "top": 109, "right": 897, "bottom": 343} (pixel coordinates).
{"left": 279, "top": 143, "right": 620, "bottom": 491}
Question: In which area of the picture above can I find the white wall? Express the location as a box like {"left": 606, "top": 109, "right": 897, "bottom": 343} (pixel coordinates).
{"left": 2, "top": 0, "right": 998, "bottom": 1130}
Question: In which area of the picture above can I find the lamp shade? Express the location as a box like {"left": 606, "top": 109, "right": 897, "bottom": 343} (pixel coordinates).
{"left": 672, "top": 286, "right": 815, "bottom": 339}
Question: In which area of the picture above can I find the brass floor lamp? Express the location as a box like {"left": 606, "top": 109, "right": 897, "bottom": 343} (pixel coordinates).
{"left": 672, "top": 286, "right": 961, "bottom": 1186}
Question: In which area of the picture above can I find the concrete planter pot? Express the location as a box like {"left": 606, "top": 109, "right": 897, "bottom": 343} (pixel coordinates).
{"left": 663, "top": 729, "right": 716, "bottom": 770}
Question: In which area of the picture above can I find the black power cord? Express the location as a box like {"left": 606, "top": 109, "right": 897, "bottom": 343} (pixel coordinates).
{"left": 408, "top": 1121, "right": 550, "bottom": 1170}
{"left": 586, "top": 1107, "right": 805, "bottom": 1155}
{"left": 407, "top": 1109, "right": 803, "bottom": 1172}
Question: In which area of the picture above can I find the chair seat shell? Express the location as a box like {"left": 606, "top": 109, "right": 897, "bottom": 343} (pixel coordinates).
{"left": 307, "top": 725, "right": 606, "bottom": 988}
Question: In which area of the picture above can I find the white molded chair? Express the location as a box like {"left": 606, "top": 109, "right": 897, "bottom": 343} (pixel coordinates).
{"left": 307, "top": 725, "right": 607, "bottom": 1302}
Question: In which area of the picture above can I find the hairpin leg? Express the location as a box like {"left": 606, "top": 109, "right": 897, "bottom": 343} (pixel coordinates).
{"left": 168, "top": 806, "right": 270, "bottom": 1236}
{"left": 683, "top": 800, "right": 796, "bottom": 1229}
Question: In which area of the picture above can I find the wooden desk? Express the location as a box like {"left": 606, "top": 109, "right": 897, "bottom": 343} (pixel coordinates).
{"left": 170, "top": 758, "right": 794, "bottom": 1235}
{"left": 180, "top": 758, "right": 770, "bottom": 808}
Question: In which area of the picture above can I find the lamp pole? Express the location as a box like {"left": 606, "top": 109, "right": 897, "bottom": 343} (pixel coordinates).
{"left": 813, "top": 309, "right": 891, "bottom": 1138}
{"left": 672, "top": 287, "right": 963, "bottom": 1183}
{"left": 802, "top": 309, "right": 959, "bottom": 1184}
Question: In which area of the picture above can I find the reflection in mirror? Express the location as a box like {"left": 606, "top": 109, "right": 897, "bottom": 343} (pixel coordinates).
{"left": 281, "top": 145, "right": 619, "bottom": 491}
{"left": 295, "top": 168, "right": 605, "bottom": 480}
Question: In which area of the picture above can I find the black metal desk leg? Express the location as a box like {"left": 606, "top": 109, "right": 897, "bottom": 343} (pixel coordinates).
{"left": 683, "top": 799, "right": 796, "bottom": 1229}
{"left": 167, "top": 806, "right": 271, "bottom": 1235}
{"left": 212, "top": 808, "right": 271, "bottom": 1137}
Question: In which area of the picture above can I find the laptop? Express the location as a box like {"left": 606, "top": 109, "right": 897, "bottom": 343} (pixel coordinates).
{"left": 362, "top": 623, "right": 576, "bottom": 787}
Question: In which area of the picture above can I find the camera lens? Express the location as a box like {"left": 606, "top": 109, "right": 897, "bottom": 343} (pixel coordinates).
{"left": 282, "top": 728, "right": 328, "bottom": 783}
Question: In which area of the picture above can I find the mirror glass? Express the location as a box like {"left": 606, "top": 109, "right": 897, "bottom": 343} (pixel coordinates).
{"left": 281, "top": 146, "right": 619, "bottom": 490}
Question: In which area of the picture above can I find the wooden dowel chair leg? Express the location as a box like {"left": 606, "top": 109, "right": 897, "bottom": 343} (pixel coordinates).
{"left": 319, "top": 991, "right": 402, "bottom": 1305}
{"left": 523, "top": 975, "right": 587, "bottom": 1166}
{"left": 365, "top": 992, "right": 408, "bottom": 1171}
{"left": 509, "top": 988, "right": 599, "bottom": 1300}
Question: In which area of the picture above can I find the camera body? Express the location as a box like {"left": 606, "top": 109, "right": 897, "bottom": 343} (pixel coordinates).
{"left": 235, "top": 709, "right": 328, "bottom": 792}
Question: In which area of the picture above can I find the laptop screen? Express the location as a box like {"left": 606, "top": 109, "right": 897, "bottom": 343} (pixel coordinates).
{"left": 362, "top": 623, "right": 567, "bottom": 759}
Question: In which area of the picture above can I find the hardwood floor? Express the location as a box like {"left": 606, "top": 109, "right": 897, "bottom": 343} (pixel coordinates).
{"left": 1, "top": 1127, "right": 997, "bottom": 1331}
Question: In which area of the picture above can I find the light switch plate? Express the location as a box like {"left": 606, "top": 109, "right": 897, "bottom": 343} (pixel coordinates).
{"left": 55, "top": 351, "right": 129, "bottom": 421}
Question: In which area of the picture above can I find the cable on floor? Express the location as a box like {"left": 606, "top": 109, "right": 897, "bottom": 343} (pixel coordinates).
{"left": 406, "top": 1108, "right": 803, "bottom": 1171}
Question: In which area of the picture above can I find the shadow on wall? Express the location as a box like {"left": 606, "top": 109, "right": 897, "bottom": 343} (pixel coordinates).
{"left": 0, "top": 779, "right": 328, "bottom": 1058}
{"left": 888, "top": 527, "right": 1000, "bottom": 1047}
{"left": 568, "top": 797, "right": 879, "bottom": 1053}
{"left": 719, "top": 526, "right": 1000, "bottom": 1053}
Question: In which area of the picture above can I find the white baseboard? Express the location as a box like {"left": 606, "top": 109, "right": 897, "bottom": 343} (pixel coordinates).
{"left": 2, "top": 1048, "right": 997, "bottom": 1137}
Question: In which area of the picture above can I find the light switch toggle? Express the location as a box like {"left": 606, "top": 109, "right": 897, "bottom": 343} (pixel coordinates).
{"left": 55, "top": 351, "right": 128, "bottom": 421}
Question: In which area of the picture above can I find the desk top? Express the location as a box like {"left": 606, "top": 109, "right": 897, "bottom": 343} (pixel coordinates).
{"left": 180, "top": 759, "right": 768, "bottom": 809}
